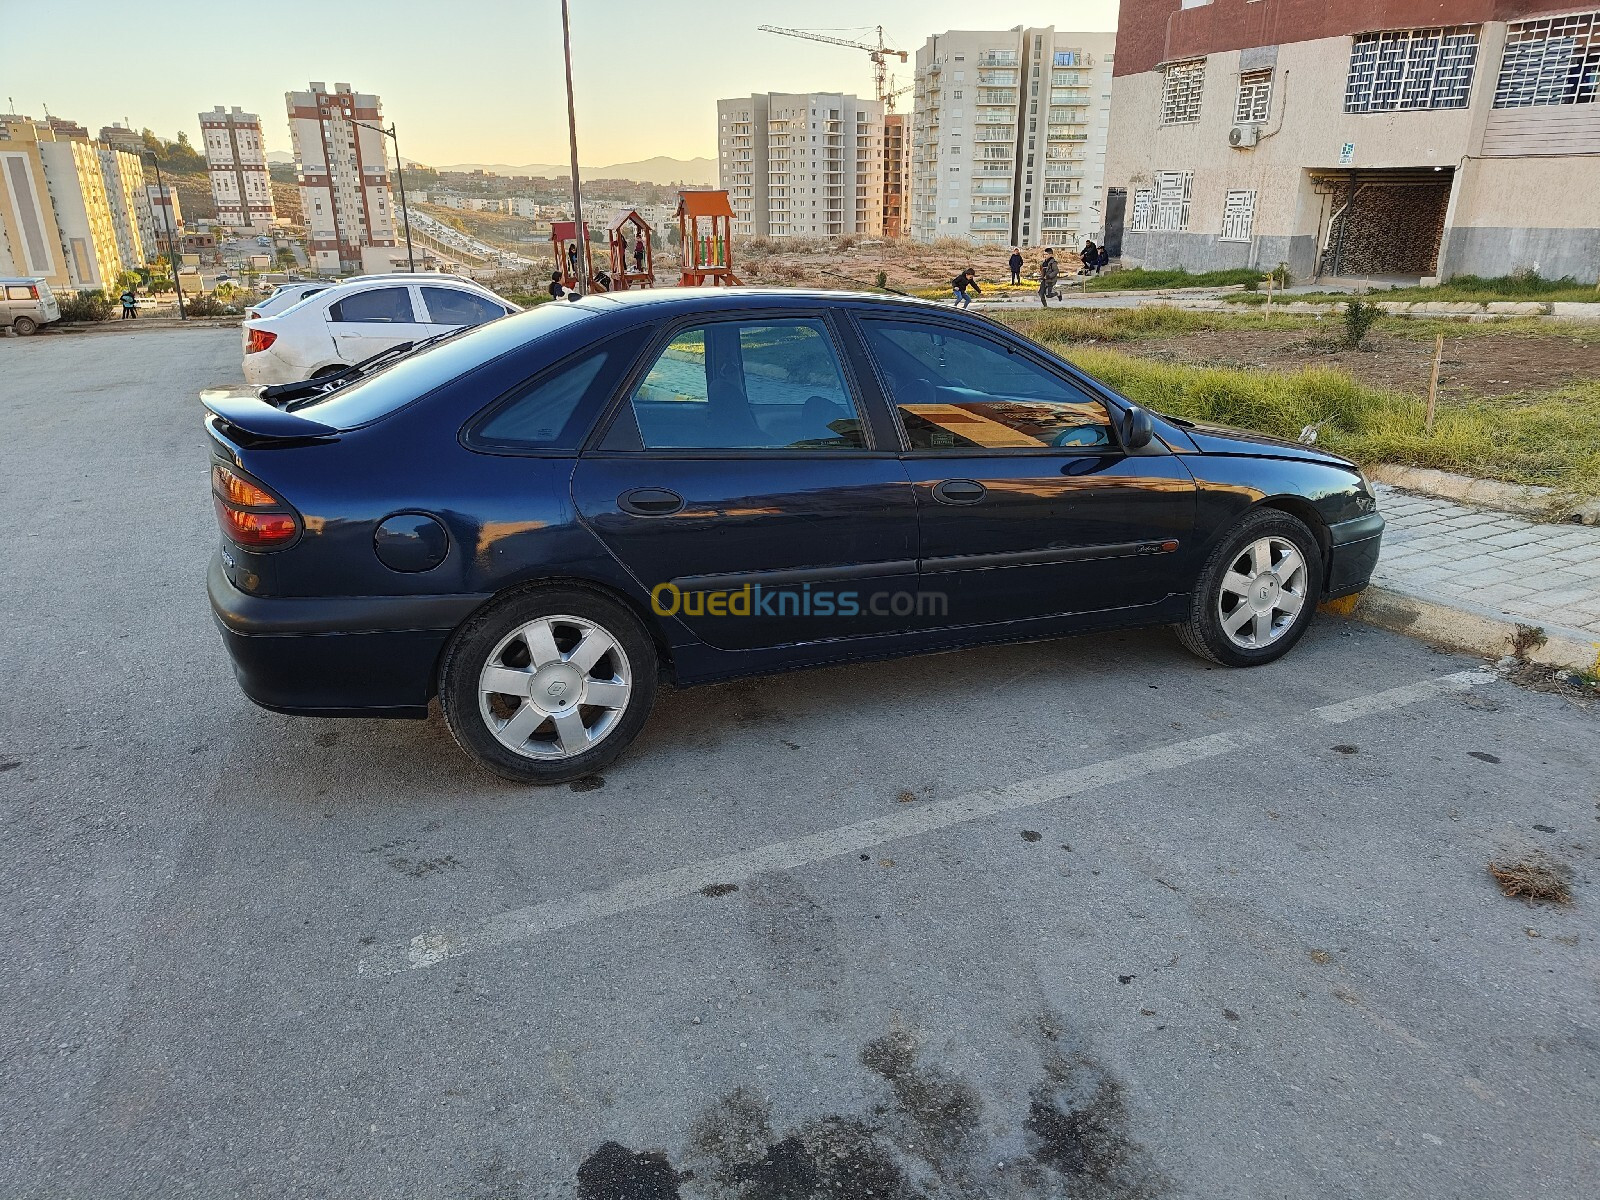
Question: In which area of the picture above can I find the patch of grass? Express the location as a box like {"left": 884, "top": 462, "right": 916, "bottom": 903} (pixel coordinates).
{"left": 1230, "top": 272, "right": 1600, "bottom": 306}
{"left": 1082, "top": 267, "right": 1271, "bottom": 292}
{"left": 1488, "top": 852, "right": 1574, "bottom": 905}
{"left": 1060, "top": 347, "right": 1600, "bottom": 496}
{"left": 996, "top": 305, "right": 1307, "bottom": 343}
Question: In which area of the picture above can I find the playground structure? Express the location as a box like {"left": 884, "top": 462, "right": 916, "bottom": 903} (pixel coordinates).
{"left": 676, "top": 190, "right": 741, "bottom": 286}
{"left": 549, "top": 220, "right": 597, "bottom": 291}
{"left": 606, "top": 210, "right": 655, "bottom": 291}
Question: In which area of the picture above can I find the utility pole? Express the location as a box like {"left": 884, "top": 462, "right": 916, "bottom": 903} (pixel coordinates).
{"left": 144, "top": 152, "right": 185, "bottom": 320}
{"left": 351, "top": 119, "right": 415, "bottom": 272}
{"left": 560, "top": 0, "right": 588, "bottom": 295}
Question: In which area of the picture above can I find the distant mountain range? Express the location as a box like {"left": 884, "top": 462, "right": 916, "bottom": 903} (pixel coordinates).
{"left": 266, "top": 151, "right": 713, "bottom": 185}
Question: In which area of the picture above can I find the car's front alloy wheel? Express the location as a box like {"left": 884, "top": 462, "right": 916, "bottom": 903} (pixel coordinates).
{"left": 1176, "top": 508, "right": 1324, "bottom": 666}
{"left": 441, "top": 588, "right": 657, "bottom": 784}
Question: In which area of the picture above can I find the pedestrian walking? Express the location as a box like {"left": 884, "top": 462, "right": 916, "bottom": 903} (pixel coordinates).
{"left": 119, "top": 288, "right": 137, "bottom": 320}
{"left": 1038, "top": 249, "right": 1060, "bottom": 307}
{"left": 1007, "top": 247, "right": 1023, "bottom": 285}
{"left": 950, "top": 268, "right": 982, "bottom": 309}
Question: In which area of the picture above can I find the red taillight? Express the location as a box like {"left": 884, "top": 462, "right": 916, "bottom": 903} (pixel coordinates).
{"left": 24, "top": 285, "right": 38, "bottom": 300}
{"left": 245, "top": 327, "right": 277, "bottom": 354}
{"left": 211, "top": 463, "right": 300, "bottom": 548}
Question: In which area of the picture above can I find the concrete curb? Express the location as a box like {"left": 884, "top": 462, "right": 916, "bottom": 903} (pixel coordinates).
{"left": 1324, "top": 587, "right": 1599, "bottom": 672}
{"left": 1369, "top": 464, "right": 1600, "bottom": 525}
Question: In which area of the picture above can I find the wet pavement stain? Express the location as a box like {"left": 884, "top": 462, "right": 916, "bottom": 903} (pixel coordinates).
{"left": 700, "top": 883, "right": 739, "bottom": 898}
{"left": 570, "top": 773, "right": 606, "bottom": 793}
{"left": 1469, "top": 751, "right": 1502, "bottom": 763}
{"left": 576, "top": 1141, "right": 682, "bottom": 1199}
{"left": 1020, "top": 830, "right": 1043, "bottom": 843}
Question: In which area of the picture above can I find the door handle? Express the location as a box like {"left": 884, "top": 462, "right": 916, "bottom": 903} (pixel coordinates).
{"left": 618, "top": 487, "right": 685, "bottom": 516}
{"left": 932, "top": 479, "right": 986, "bottom": 505}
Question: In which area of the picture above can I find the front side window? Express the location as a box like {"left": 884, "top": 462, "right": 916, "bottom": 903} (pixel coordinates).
{"left": 1344, "top": 27, "right": 1479, "bottom": 112}
{"left": 328, "top": 286, "right": 413, "bottom": 323}
{"left": 1161, "top": 58, "right": 1206, "bottom": 124}
{"left": 627, "top": 318, "right": 866, "bottom": 451}
{"left": 860, "top": 319, "right": 1113, "bottom": 451}
{"left": 422, "top": 286, "right": 506, "bottom": 326}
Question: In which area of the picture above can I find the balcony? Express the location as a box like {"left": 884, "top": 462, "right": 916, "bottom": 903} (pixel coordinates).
{"left": 978, "top": 69, "right": 1018, "bottom": 86}
{"left": 975, "top": 89, "right": 1017, "bottom": 106}
{"left": 970, "top": 214, "right": 1010, "bottom": 229}
{"left": 974, "top": 129, "right": 1016, "bottom": 142}
{"left": 980, "top": 51, "right": 1018, "bottom": 67}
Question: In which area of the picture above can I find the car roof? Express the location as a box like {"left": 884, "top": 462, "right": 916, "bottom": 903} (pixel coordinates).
{"left": 568, "top": 286, "right": 942, "bottom": 317}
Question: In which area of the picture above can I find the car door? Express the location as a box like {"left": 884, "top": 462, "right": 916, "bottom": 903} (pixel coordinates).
{"left": 850, "top": 313, "right": 1196, "bottom": 629}
{"left": 418, "top": 284, "right": 512, "bottom": 336}
{"left": 571, "top": 310, "right": 919, "bottom": 652}
{"left": 324, "top": 284, "right": 430, "bottom": 364}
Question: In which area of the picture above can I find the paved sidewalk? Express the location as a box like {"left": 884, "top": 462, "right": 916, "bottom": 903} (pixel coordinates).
{"left": 1370, "top": 484, "right": 1600, "bottom": 656}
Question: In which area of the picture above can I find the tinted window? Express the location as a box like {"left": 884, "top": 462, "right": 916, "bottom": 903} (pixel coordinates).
{"left": 287, "top": 304, "right": 599, "bottom": 430}
{"left": 629, "top": 318, "right": 865, "bottom": 450}
{"left": 861, "top": 318, "right": 1113, "bottom": 450}
{"left": 329, "top": 286, "right": 413, "bottom": 324}
{"left": 422, "top": 286, "right": 506, "bottom": 326}
{"left": 473, "top": 350, "right": 613, "bottom": 450}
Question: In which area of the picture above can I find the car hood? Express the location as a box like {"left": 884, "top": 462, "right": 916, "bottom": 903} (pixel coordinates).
{"left": 1174, "top": 419, "right": 1356, "bottom": 468}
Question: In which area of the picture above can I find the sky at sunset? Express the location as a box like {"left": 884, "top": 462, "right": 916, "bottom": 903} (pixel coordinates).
{"left": 1, "top": 0, "right": 1119, "bottom": 167}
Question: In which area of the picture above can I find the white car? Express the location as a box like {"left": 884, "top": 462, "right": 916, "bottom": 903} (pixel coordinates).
{"left": 241, "top": 277, "right": 520, "bottom": 385}
{"left": 244, "top": 273, "right": 452, "bottom": 322}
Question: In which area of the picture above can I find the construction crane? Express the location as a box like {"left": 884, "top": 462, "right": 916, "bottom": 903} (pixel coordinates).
{"left": 883, "top": 81, "right": 913, "bottom": 112}
{"left": 757, "top": 25, "right": 909, "bottom": 109}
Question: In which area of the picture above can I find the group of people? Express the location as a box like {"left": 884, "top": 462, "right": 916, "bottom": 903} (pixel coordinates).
{"left": 548, "top": 234, "right": 650, "bottom": 299}
{"left": 951, "top": 239, "right": 1113, "bottom": 310}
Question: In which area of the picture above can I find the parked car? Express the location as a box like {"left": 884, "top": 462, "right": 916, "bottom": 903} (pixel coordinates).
{"left": 240, "top": 276, "right": 519, "bottom": 384}
{"left": 1, "top": 277, "right": 61, "bottom": 335}
{"left": 257, "top": 235, "right": 272, "bottom": 247}
{"left": 244, "top": 273, "right": 453, "bottom": 323}
{"left": 205, "top": 288, "right": 1384, "bottom": 784}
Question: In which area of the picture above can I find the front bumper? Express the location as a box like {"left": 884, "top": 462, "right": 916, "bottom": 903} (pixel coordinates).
{"left": 208, "top": 551, "right": 489, "bottom": 717}
{"left": 1325, "top": 511, "right": 1385, "bottom": 599}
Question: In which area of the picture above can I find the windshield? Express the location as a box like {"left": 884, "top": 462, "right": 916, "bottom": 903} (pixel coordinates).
{"left": 282, "top": 302, "right": 597, "bottom": 430}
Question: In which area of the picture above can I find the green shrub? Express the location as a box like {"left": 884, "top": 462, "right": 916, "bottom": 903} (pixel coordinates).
{"left": 184, "top": 293, "right": 236, "bottom": 317}
{"left": 57, "top": 290, "right": 115, "bottom": 322}
{"left": 1342, "top": 299, "right": 1382, "bottom": 347}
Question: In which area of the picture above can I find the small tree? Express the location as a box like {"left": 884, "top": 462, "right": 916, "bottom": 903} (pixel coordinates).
{"left": 1342, "top": 299, "right": 1381, "bottom": 348}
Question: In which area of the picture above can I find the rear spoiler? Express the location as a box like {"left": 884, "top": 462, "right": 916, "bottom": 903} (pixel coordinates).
{"left": 199, "top": 386, "right": 338, "bottom": 439}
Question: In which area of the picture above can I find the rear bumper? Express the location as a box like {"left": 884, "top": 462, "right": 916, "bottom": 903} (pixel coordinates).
{"left": 1325, "top": 511, "right": 1384, "bottom": 600}
{"left": 208, "top": 551, "right": 489, "bottom": 717}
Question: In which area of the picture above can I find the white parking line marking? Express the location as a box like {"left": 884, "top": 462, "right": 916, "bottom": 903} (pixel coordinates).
{"left": 360, "top": 669, "right": 1493, "bottom": 974}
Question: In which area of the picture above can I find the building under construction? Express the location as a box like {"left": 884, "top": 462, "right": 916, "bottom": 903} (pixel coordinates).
{"left": 1102, "top": 0, "right": 1600, "bottom": 282}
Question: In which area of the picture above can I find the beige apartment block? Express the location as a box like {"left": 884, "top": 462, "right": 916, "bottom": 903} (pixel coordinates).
{"left": 39, "top": 134, "right": 126, "bottom": 288}
{"left": 1103, "top": 1, "right": 1600, "bottom": 282}
{"left": 98, "top": 145, "right": 153, "bottom": 269}
{"left": 718, "top": 92, "right": 885, "bottom": 238}
{"left": 909, "top": 27, "right": 1116, "bottom": 248}
{"left": 0, "top": 117, "right": 72, "bottom": 287}
{"left": 287, "top": 83, "right": 398, "bottom": 274}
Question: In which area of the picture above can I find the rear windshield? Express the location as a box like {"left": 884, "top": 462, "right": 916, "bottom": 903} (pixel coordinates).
{"left": 285, "top": 302, "right": 596, "bottom": 429}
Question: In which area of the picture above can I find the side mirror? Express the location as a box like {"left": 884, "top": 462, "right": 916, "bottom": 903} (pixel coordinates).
{"left": 1121, "top": 405, "right": 1154, "bottom": 450}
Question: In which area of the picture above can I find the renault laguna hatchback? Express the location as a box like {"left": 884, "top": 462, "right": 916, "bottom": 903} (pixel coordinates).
{"left": 205, "top": 289, "right": 1383, "bottom": 784}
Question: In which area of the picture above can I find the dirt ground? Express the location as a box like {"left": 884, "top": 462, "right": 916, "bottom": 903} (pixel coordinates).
{"left": 1107, "top": 327, "right": 1600, "bottom": 398}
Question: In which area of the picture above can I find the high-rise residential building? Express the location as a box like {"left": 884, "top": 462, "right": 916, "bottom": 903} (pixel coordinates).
{"left": 38, "top": 130, "right": 126, "bottom": 288}
{"left": 146, "top": 182, "right": 183, "bottom": 244}
{"left": 910, "top": 27, "right": 1115, "bottom": 248}
{"left": 200, "top": 106, "right": 276, "bottom": 231}
{"left": 286, "top": 83, "right": 398, "bottom": 274}
{"left": 97, "top": 144, "right": 153, "bottom": 270}
{"left": 1103, "top": 1, "right": 1600, "bottom": 282}
{"left": 883, "top": 113, "right": 910, "bottom": 237}
{"left": 99, "top": 123, "right": 146, "bottom": 155}
{"left": 0, "top": 116, "right": 72, "bottom": 288}
{"left": 718, "top": 92, "right": 885, "bottom": 238}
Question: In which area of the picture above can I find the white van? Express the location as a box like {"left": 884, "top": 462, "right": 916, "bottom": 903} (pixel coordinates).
{"left": 1, "top": 278, "right": 61, "bottom": 335}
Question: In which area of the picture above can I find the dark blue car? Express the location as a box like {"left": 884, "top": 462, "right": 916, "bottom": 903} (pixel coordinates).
{"left": 204, "top": 288, "right": 1384, "bottom": 784}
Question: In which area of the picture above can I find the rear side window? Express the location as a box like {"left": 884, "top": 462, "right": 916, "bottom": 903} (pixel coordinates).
{"left": 422, "top": 286, "right": 505, "bottom": 326}
{"left": 287, "top": 304, "right": 600, "bottom": 430}
{"left": 329, "top": 286, "right": 414, "bottom": 323}
{"left": 468, "top": 336, "right": 641, "bottom": 451}
{"left": 6, "top": 285, "right": 36, "bottom": 300}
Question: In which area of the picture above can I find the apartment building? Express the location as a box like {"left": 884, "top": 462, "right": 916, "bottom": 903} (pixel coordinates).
{"left": 1103, "top": 1, "right": 1600, "bottom": 282}
{"left": 0, "top": 117, "right": 71, "bottom": 287}
{"left": 99, "top": 123, "right": 146, "bottom": 155}
{"left": 883, "top": 112, "right": 911, "bottom": 237}
{"left": 286, "top": 83, "right": 398, "bottom": 274}
{"left": 909, "top": 28, "right": 1115, "bottom": 248}
{"left": 97, "top": 145, "right": 153, "bottom": 270}
{"left": 146, "top": 182, "right": 183, "bottom": 244}
{"left": 200, "top": 106, "right": 276, "bottom": 231}
{"left": 718, "top": 92, "right": 885, "bottom": 238}
{"left": 1, "top": 116, "right": 136, "bottom": 289}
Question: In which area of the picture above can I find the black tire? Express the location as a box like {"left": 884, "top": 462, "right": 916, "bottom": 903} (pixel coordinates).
{"left": 12, "top": 316, "right": 37, "bottom": 336}
{"left": 439, "top": 587, "right": 658, "bottom": 785}
{"left": 1175, "top": 508, "right": 1324, "bottom": 667}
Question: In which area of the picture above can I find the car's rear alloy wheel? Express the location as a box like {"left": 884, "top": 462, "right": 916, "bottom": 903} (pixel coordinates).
{"left": 441, "top": 588, "right": 657, "bottom": 784}
{"left": 1176, "top": 508, "right": 1324, "bottom": 667}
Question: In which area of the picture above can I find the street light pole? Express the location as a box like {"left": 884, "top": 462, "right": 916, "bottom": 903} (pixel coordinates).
{"left": 145, "top": 152, "right": 185, "bottom": 320}
{"left": 560, "top": 0, "right": 588, "bottom": 295}
{"left": 351, "top": 119, "right": 415, "bottom": 272}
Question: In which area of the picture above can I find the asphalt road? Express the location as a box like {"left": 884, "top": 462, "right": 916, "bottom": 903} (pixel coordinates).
{"left": 3, "top": 328, "right": 1597, "bottom": 1199}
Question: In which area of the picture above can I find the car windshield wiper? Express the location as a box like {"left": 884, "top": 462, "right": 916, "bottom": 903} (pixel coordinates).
{"left": 268, "top": 327, "right": 468, "bottom": 410}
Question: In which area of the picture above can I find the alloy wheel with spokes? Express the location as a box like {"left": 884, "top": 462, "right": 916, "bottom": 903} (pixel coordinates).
{"left": 1216, "top": 535, "right": 1308, "bottom": 650}
{"left": 478, "top": 614, "right": 633, "bottom": 759}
